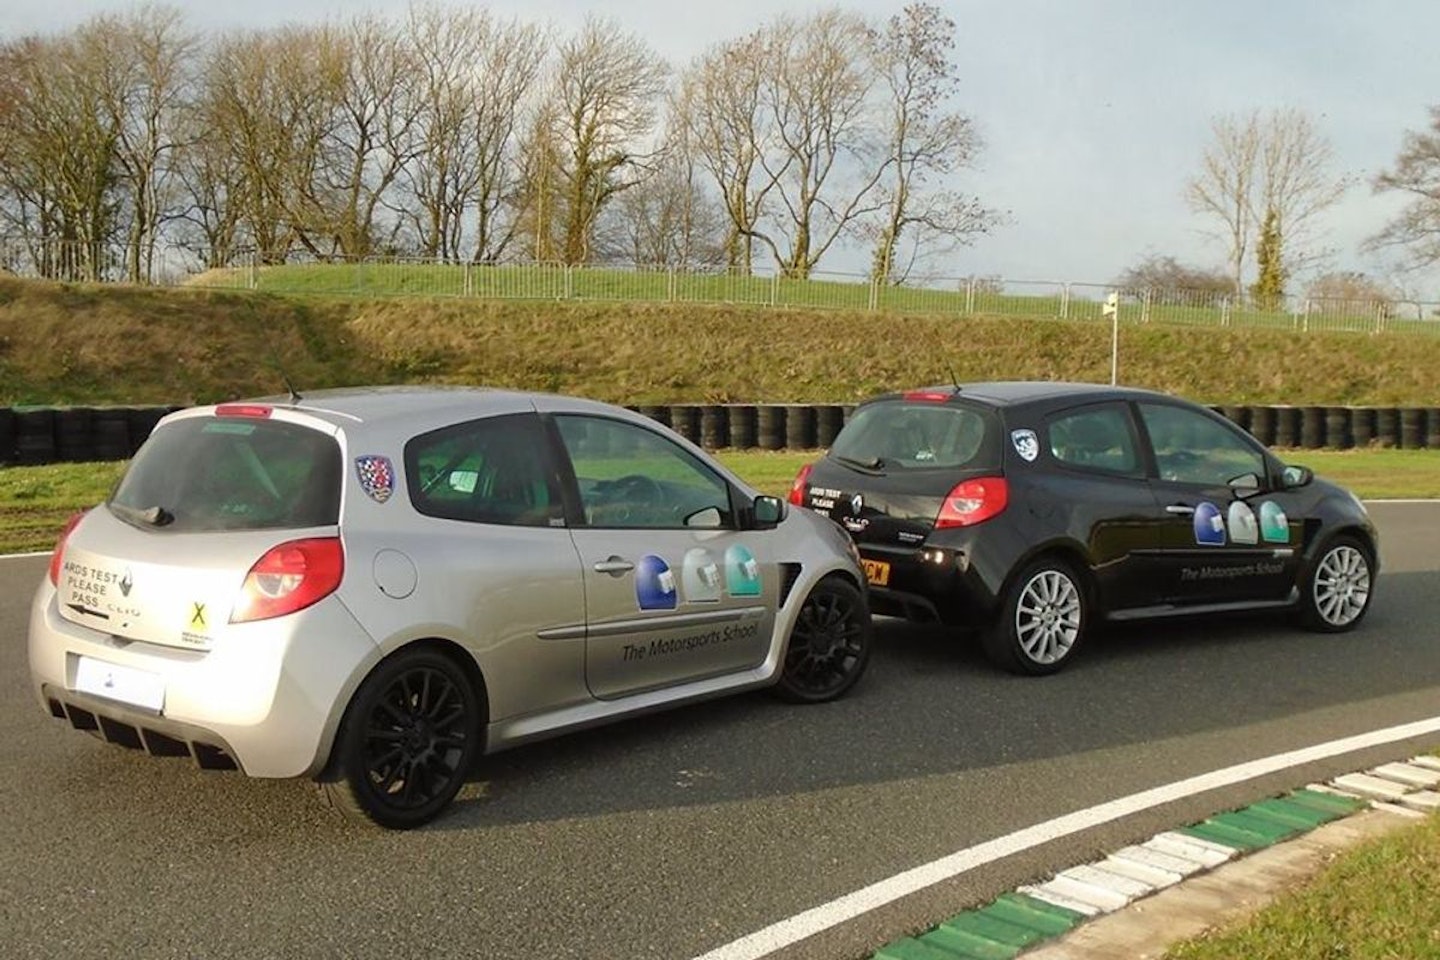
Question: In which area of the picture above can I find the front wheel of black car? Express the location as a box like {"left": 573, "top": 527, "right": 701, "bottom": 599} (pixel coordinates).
{"left": 322, "top": 647, "right": 484, "bottom": 829}
{"left": 773, "top": 577, "right": 872, "bottom": 703}
{"left": 1297, "top": 535, "right": 1374, "bottom": 633}
{"left": 984, "top": 557, "right": 1088, "bottom": 676}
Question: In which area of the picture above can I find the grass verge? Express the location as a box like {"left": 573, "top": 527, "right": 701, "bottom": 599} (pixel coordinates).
{"left": 2, "top": 448, "right": 1436, "bottom": 556}
{"left": 1164, "top": 812, "right": 1440, "bottom": 960}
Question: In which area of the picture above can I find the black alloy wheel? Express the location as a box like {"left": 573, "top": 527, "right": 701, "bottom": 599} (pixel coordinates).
{"left": 323, "top": 647, "right": 483, "bottom": 829}
{"left": 774, "top": 577, "right": 872, "bottom": 703}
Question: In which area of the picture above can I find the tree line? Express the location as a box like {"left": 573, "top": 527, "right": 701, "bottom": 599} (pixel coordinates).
{"left": 0, "top": 2, "right": 1000, "bottom": 284}
{"left": 1134, "top": 106, "right": 1440, "bottom": 309}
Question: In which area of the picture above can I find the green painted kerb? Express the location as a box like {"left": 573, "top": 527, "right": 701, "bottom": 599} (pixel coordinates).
{"left": 868, "top": 788, "right": 1365, "bottom": 960}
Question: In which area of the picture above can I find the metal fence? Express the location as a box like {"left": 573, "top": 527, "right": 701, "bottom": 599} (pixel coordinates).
{"left": 4, "top": 237, "right": 1436, "bottom": 335}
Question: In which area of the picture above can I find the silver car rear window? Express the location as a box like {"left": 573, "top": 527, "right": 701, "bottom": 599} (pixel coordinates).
{"left": 110, "top": 417, "right": 341, "bottom": 532}
{"left": 831, "top": 401, "right": 1000, "bottom": 470}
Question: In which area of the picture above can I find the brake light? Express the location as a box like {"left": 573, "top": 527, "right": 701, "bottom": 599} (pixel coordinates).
{"left": 902, "top": 390, "right": 953, "bottom": 402}
{"left": 787, "top": 463, "right": 814, "bottom": 506}
{"left": 47, "top": 512, "right": 86, "bottom": 586}
{"left": 231, "top": 537, "right": 344, "bottom": 623}
{"left": 215, "top": 404, "right": 272, "bottom": 419}
{"left": 935, "top": 477, "right": 1008, "bottom": 529}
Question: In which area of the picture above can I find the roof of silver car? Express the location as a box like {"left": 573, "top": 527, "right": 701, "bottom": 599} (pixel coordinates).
{"left": 241, "top": 385, "right": 623, "bottom": 426}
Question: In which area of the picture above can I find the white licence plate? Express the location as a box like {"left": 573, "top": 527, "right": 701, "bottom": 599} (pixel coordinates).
{"left": 74, "top": 656, "right": 165, "bottom": 712}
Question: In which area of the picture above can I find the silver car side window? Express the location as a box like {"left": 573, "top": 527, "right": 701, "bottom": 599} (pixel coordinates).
{"left": 554, "top": 416, "right": 733, "bottom": 529}
{"left": 405, "top": 414, "right": 561, "bottom": 527}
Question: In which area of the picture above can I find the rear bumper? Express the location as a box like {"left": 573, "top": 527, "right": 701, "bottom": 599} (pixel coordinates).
{"left": 857, "top": 540, "right": 1003, "bottom": 627}
{"left": 28, "top": 582, "right": 378, "bottom": 778}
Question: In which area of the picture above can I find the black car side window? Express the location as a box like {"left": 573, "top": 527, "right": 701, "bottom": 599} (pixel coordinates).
{"left": 1139, "top": 403, "right": 1265, "bottom": 486}
{"left": 1047, "top": 407, "right": 1142, "bottom": 477}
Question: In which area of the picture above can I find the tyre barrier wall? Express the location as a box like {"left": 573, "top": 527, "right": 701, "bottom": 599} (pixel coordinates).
{"left": 2, "top": 403, "right": 1439, "bottom": 465}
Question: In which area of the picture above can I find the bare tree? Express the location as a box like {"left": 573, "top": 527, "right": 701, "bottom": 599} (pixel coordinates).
{"left": 601, "top": 142, "right": 727, "bottom": 268}
{"left": 1115, "top": 255, "right": 1232, "bottom": 296}
{"left": 512, "top": 101, "right": 566, "bottom": 262}
{"left": 400, "top": 5, "right": 547, "bottom": 261}
{"left": 1187, "top": 108, "right": 1347, "bottom": 297}
{"left": 752, "top": 10, "right": 884, "bottom": 279}
{"left": 526, "top": 17, "right": 668, "bottom": 265}
{"left": 81, "top": 4, "right": 198, "bottom": 282}
{"left": 198, "top": 27, "right": 340, "bottom": 263}
{"left": 1257, "top": 107, "right": 1350, "bottom": 277}
{"left": 302, "top": 14, "right": 420, "bottom": 258}
{"left": 1186, "top": 113, "right": 1260, "bottom": 297}
{"left": 1368, "top": 106, "right": 1440, "bottom": 269}
{"left": 1305, "top": 270, "right": 1395, "bottom": 316}
{"left": 867, "top": 3, "right": 999, "bottom": 285}
{"left": 674, "top": 31, "right": 770, "bottom": 272}
{"left": 0, "top": 33, "right": 121, "bottom": 279}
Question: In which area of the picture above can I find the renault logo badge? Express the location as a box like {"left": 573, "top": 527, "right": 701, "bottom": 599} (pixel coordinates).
{"left": 850, "top": 493, "right": 864, "bottom": 515}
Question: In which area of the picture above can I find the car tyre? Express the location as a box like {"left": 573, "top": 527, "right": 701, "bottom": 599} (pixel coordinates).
{"left": 984, "top": 557, "right": 1087, "bottom": 676}
{"left": 1297, "top": 535, "right": 1374, "bottom": 633}
{"left": 322, "top": 647, "right": 484, "bottom": 829}
{"left": 773, "top": 577, "right": 872, "bottom": 703}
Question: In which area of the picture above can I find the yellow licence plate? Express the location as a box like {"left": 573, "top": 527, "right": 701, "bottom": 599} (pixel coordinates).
{"left": 861, "top": 559, "right": 891, "bottom": 587}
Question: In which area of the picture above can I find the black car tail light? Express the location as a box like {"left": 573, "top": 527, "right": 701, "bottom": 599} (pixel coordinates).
{"left": 935, "top": 477, "right": 1008, "bottom": 529}
{"left": 787, "top": 463, "right": 814, "bottom": 506}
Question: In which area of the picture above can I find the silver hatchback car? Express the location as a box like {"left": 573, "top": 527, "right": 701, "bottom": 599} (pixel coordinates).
{"left": 29, "top": 387, "right": 871, "bottom": 828}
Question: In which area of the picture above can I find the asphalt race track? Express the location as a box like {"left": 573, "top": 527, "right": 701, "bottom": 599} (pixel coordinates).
{"left": 2, "top": 502, "right": 1436, "bottom": 960}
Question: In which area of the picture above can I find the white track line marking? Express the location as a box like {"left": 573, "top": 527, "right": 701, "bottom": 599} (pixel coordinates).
{"left": 692, "top": 715, "right": 1440, "bottom": 960}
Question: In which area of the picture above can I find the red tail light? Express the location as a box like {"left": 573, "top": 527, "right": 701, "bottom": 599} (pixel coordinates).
{"left": 787, "top": 463, "right": 814, "bottom": 506}
{"left": 935, "top": 477, "right": 1008, "bottom": 529}
{"left": 902, "top": 390, "right": 953, "bottom": 402}
{"left": 231, "top": 537, "right": 344, "bottom": 623}
{"left": 47, "top": 511, "right": 86, "bottom": 586}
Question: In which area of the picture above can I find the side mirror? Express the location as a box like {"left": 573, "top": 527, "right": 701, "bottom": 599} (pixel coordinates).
{"left": 1281, "top": 464, "right": 1313, "bottom": 490}
{"left": 751, "top": 495, "right": 785, "bottom": 528}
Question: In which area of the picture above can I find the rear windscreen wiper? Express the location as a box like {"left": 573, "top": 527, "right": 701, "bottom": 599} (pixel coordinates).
{"left": 110, "top": 503, "right": 174, "bottom": 527}
{"left": 835, "top": 454, "right": 884, "bottom": 472}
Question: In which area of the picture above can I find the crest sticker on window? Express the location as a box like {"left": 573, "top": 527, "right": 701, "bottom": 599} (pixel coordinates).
{"left": 355, "top": 455, "right": 395, "bottom": 504}
{"left": 1011, "top": 429, "right": 1039, "bottom": 462}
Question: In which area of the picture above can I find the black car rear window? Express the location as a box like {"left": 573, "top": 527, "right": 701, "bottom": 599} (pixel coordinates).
{"left": 110, "top": 416, "right": 341, "bottom": 532}
{"left": 830, "top": 401, "right": 1000, "bottom": 470}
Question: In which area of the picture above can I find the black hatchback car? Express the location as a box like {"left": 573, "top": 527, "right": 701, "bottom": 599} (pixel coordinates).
{"left": 788, "top": 382, "right": 1378, "bottom": 675}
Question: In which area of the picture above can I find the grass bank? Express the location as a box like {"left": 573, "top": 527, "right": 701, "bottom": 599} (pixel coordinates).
{"left": 5, "top": 276, "right": 1440, "bottom": 407}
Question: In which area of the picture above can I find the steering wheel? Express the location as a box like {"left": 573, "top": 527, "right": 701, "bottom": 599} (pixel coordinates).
{"left": 608, "top": 473, "right": 664, "bottom": 504}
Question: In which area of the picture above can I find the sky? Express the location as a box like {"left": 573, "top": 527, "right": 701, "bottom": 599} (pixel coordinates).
{"left": 8, "top": 0, "right": 1440, "bottom": 295}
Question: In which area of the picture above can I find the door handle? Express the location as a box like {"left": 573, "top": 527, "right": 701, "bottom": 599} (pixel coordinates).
{"left": 593, "top": 557, "right": 635, "bottom": 576}
{"left": 1165, "top": 504, "right": 1196, "bottom": 516}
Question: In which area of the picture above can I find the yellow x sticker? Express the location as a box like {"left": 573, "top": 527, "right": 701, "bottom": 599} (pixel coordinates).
{"left": 190, "top": 602, "right": 207, "bottom": 629}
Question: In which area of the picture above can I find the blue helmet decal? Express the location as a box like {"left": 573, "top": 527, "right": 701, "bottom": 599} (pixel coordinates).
{"left": 1193, "top": 501, "right": 1226, "bottom": 545}
{"left": 636, "top": 554, "right": 678, "bottom": 610}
